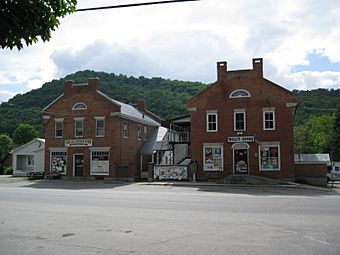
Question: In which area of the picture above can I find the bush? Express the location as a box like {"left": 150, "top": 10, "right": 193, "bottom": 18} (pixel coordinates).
{"left": 3, "top": 167, "right": 13, "bottom": 175}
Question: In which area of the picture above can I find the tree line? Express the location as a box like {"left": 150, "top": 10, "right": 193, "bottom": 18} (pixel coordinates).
{"left": 0, "top": 70, "right": 339, "bottom": 164}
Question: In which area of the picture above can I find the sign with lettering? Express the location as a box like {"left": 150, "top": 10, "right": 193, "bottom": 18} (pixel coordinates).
{"left": 227, "top": 136, "right": 255, "bottom": 143}
{"left": 65, "top": 139, "right": 93, "bottom": 147}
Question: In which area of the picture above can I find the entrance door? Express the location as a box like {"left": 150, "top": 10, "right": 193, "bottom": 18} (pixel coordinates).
{"left": 74, "top": 154, "right": 84, "bottom": 176}
{"left": 234, "top": 149, "right": 248, "bottom": 174}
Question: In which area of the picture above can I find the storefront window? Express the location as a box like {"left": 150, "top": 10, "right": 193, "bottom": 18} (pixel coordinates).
{"left": 91, "top": 151, "right": 109, "bottom": 175}
{"left": 259, "top": 145, "right": 280, "bottom": 171}
{"left": 51, "top": 152, "right": 67, "bottom": 174}
{"left": 203, "top": 145, "right": 223, "bottom": 171}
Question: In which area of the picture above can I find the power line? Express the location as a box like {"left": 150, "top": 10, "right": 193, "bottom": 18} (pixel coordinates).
{"left": 76, "top": 0, "right": 200, "bottom": 12}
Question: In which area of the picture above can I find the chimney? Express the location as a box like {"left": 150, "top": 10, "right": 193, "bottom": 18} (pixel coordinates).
{"left": 217, "top": 61, "right": 227, "bottom": 81}
{"left": 252, "top": 58, "right": 263, "bottom": 77}
{"left": 137, "top": 99, "right": 147, "bottom": 112}
{"left": 88, "top": 77, "right": 100, "bottom": 91}
{"left": 63, "top": 80, "right": 74, "bottom": 95}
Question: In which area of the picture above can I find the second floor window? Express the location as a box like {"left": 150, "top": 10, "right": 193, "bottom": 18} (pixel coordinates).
{"left": 234, "top": 111, "right": 246, "bottom": 131}
{"left": 123, "top": 121, "right": 128, "bottom": 138}
{"left": 144, "top": 126, "right": 148, "bottom": 141}
{"left": 95, "top": 118, "right": 105, "bottom": 137}
{"left": 206, "top": 112, "right": 218, "bottom": 132}
{"left": 75, "top": 118, "right": 84, "bottom": 137}
{"left": 263, "top": 110, "right": 275, "bottom": 130}
{"left": 137, "top": 125, "right": 142, "bottom": 140}
{"left": 55, "top": 119, "right": 63, "bottom": 138}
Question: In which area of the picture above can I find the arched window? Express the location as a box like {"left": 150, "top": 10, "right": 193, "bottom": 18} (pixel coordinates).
{"left": 72, "top": 102, "right": 87, "bottom": 110}
{"left": 229, "top": 89, "right": 251, "bottom": 98}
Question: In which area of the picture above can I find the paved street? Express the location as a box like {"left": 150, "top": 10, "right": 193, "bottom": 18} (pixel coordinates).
{"left": 0, "top": 177, "right": 340, "bottom": 255}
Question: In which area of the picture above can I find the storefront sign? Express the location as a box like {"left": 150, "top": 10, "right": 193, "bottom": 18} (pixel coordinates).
{"left": 227, "top": 136, "right": 255, "bottom": 143}
{"left": 65, "top": 139, "right": 93, "bottom": 147}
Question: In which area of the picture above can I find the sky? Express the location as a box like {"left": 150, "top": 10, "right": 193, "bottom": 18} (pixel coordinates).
{"left": 1, "top": 0, "right": 340, "bottom": 102}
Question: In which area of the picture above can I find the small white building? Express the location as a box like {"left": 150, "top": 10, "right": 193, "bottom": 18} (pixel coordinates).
{"left": 11, "top": 138, "right": 45, "bottom": 176}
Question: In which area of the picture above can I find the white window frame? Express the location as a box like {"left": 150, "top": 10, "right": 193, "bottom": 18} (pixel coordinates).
{"left": 54, "top": 118, "right": 64, "bottom": 138}
{"left": 137, "top": 124, "right": 142, "bottom": 140}
{"left": 72, "top": 102, "right": 87, "bottom": 110}
{"left": 50, "top": 149, "right": 67, "bottom": 175}
{"left": 123, "top": 121, "right": 129, "bottom": 138}
{"left": 263, "top": 109, "right": 275, "bottom": 130}
{"left": 95, "top": 117, "right": 105, "bottom": 137}
{"left": 74, "top": 117, "right": 84, "bottom": 138}
{"left": 259, "top": 143, "right": 281, "bottom": 171}
{"left": 203, "top": 144, "right": 224, "bottom": 171}
{"left": 206, "top": 111, "right": 218, "bottom": 132}
{"left": 234, "top": 110, "right": 246, "bottom": 131}
{"left": 229, "top": 89, "right": 251, "bottom": 98}
{"left": 27, "top": 155, "right": 34, "bottom": 166}
{"left": 144, "top": 126, "right": 148, "bottom": 141}
{"left": 90, "top": 148, "right": 110, "bottom": 176}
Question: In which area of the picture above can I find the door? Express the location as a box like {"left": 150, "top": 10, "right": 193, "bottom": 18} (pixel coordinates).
{"left": 74, "top": 154, "right": 84, "bottom": 176}
{"left": 234, "top": 149, "right": 248, "bottom": 174}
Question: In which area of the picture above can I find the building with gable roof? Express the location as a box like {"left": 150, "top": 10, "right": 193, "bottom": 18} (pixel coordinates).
{"left": 187, "top": 58, "right": 298, "bottom": 181}
{"left": 42, "top": 78, "right": 161, "bottom": 180}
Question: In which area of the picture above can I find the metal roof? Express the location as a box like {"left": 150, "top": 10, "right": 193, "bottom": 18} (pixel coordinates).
{"left": 139, "top": 127, "right": 169, "bottom": 155}
{"left": 294, "top": 154, "right": 331, "bottom": 164}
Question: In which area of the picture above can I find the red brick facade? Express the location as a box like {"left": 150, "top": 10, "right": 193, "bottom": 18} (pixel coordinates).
{"left": 187, "top": 59, "right": 298, "bottom": 181}
{"left": 42, "top": 78, "right": 159, "bottom": 180}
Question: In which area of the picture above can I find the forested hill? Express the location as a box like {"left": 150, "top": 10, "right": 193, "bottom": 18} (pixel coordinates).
{"left": 0, "top": 70, "right": 207, "bottom": 135}
{"left": 0, "top": 70, "right": 339, "bottom": 136}
{"left": 293, "top": 89, "right": 340, "bottom": 125}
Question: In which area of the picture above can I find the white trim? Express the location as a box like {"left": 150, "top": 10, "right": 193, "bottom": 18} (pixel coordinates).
{"left": 110, "top": 112, "right": 159, "bottom": 127}
{"left": 229, "top": 89, "right": 251, "bottom": 98}
{"left": 73, "top": 153, "right": 84, "bottom": 177}
{"left": 206, "top": 111, "right": 218, "bottom": 132}
{"left": 286, "top": 102, "right": 298, "bottom": 107}
{"left": 50, "top": 150, "right": 67, "bottom": 175}
{"left": 95, "top": 118, "right": 105, "bottom": 137}
{"left": 232, "top": 145, "right": 249, "bottom": 174}
{"left": 203, "top": 144, "right": 224, "bottom": 171}
{"left": 187, "top": 107, "right": 197, "bottom": 112}
{"left": 90, "top": 150, "right": 110, "bottom": 176}
{"left": 72, "top": 102, "right": 87, "bottom": 110}
{"left": 55, "top": 119, "right": 63, "bottom": 138}
{"left": 137, "top": 124, "right": 142, "bottom": 140}
{"left": 258, "top": 143, "right": 281, "bottom": 171}
{"left": 123, "top": 121, "right": 129, "bottom": 138}
{"left": 263, "top": 110, "right": 276, "bottom": 131}
{"left": 42, "top": 116, "right": 50, "bottom": 120}
{"left": 74, "top": 118, "right": 84, "bottom": 138}
{"left": 42, "top": 94, "right": 64, "bottom": 112}
{"left": 234, "top": 110, "right": 246, "bottom": 131}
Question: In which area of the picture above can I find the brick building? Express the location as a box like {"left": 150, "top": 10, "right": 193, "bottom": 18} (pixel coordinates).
{"left": 42, "top": 78, "right": 160, "bottom": 180}
{"left": 187, "top": 58, "right": 298, "bottom": 181}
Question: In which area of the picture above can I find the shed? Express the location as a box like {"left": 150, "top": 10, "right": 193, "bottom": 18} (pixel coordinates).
{"left": 11, "top": 138, "right": 45, "bottom": 176}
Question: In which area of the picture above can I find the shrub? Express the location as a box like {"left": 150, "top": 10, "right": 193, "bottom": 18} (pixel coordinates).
{"left": 3, "top": 167, "right": 13, "bottom": 175}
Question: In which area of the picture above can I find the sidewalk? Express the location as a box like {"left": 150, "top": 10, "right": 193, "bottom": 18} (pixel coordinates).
{"left": 142, "top": 180, "right": 335, "bottom": 192}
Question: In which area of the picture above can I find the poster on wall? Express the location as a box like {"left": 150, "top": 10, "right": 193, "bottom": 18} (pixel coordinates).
{"left": 91, "top": 160, "right": 109, "bottom": 175}
{"left": 204, "top": 146, "right": 223, "bottom": 171}
{"left": 51, "top": 156, "right": 66, "bottom": 174}
{"left": 154, "top": 166, "right": 188, "bottom": 180}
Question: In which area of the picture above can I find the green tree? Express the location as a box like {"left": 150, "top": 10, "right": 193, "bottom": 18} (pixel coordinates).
{"left": 13, "top": 123, "right": 38, "bottom": 145}
{"left": 0, "top": 134, "right": 13, "bottom": 161}
{"left": 0, "top": 0, "right": 77, "bottom": 50}
{"left": 331, "top": 108, "right": 340, "bottom": 161}
{"left": 295, "top": 114, "right": 336, "bottom": 153}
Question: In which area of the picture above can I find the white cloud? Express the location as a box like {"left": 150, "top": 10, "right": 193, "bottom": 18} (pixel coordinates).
{"left": 2, "top": 0, "right": 340, "bottom": 98}
{"left": 0, "top": 90, "right": 16, "bottom": 103}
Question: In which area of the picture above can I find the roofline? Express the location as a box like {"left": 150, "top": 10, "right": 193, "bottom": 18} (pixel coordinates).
{"left": 10, "top": 138, "right": 45, "bottom": 154}
{"left": 110, "top": 112, "right": 160, "bottom": 127}
{"left": 96, "top": 90, "right": 121, "bottom": 108}
{"left": 42, "top": 94, "right": 64, "bottom": 112}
